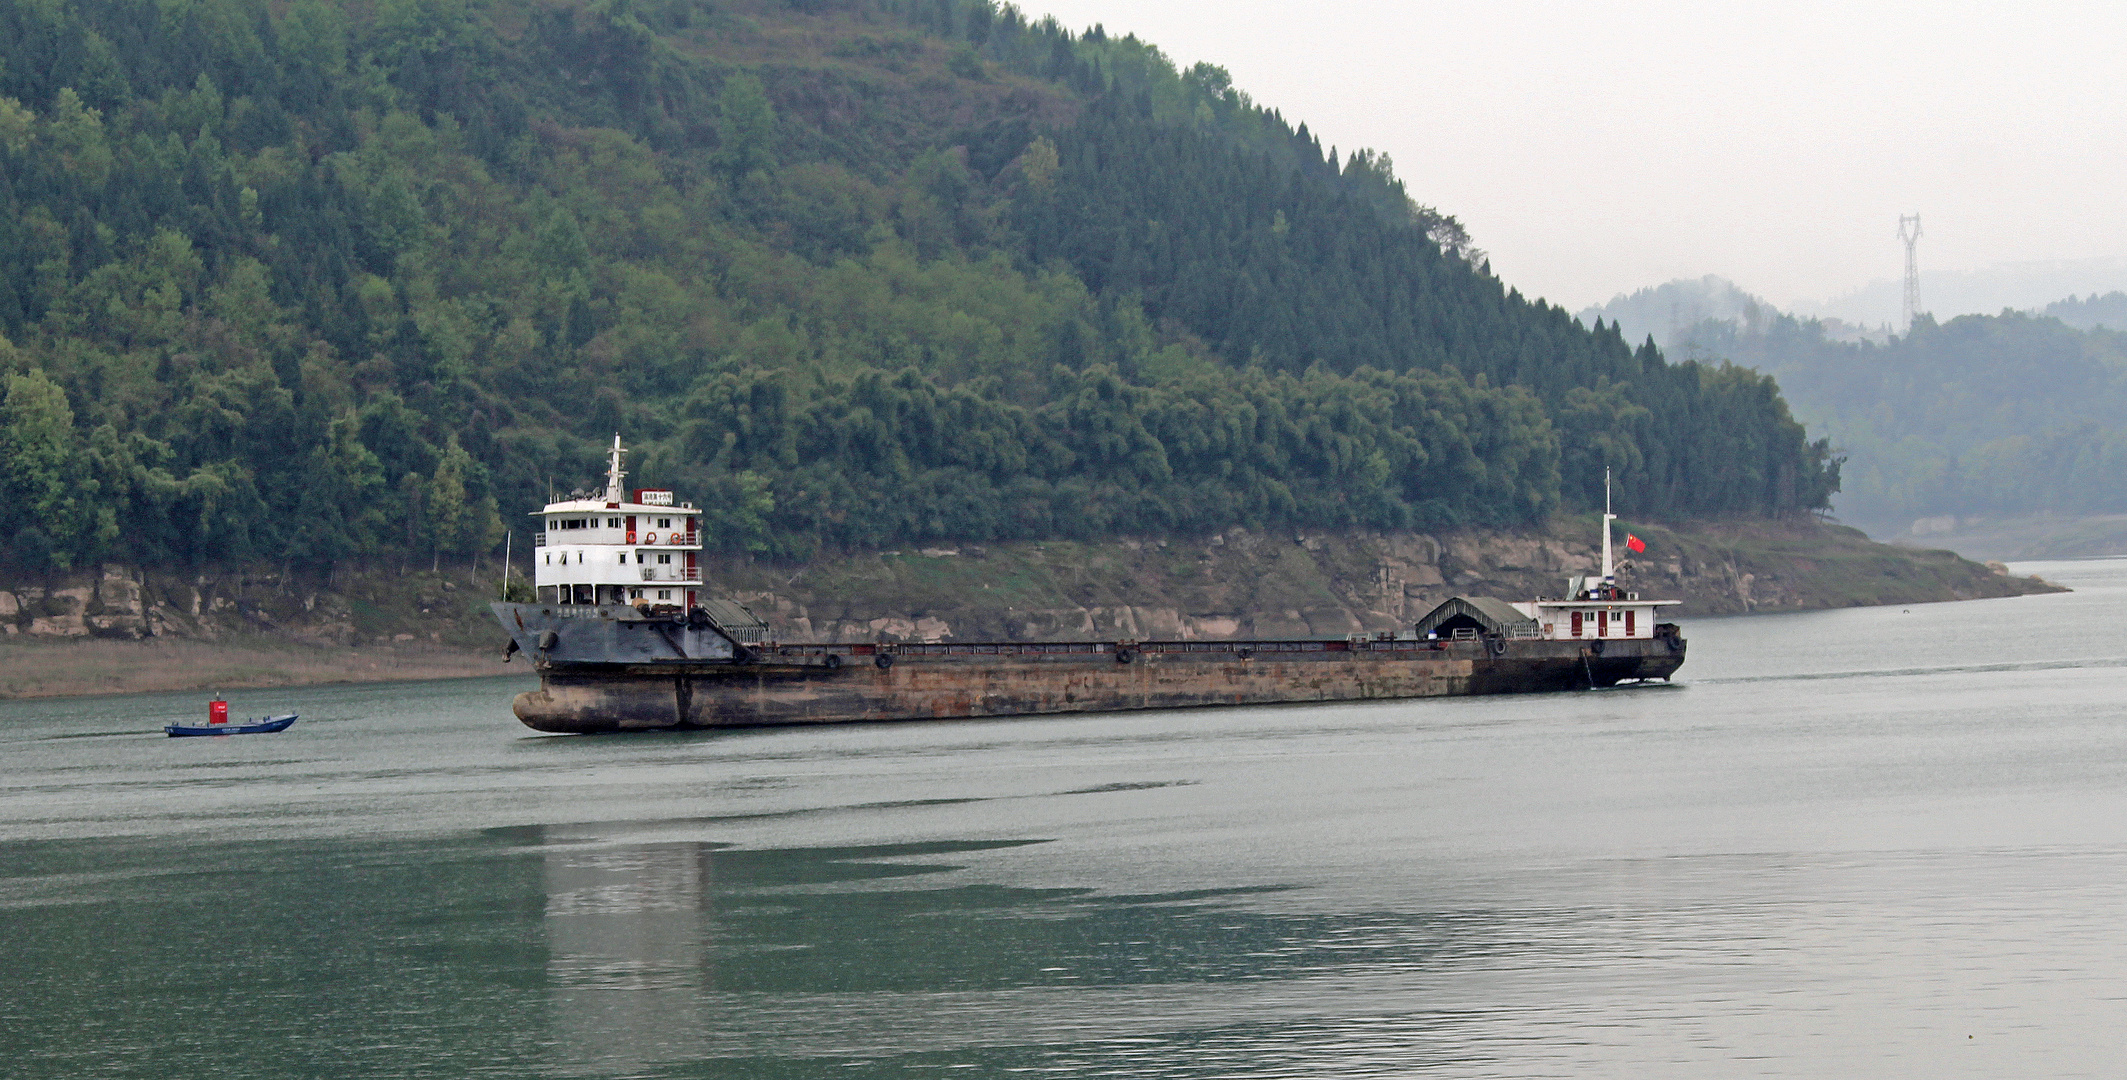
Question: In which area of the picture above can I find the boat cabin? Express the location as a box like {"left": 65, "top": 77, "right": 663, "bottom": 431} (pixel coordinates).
{"left": 533, "top": 437, "right": 704, "bottom": 609}
{"left": 1420, "top": 475, "right": 1682, "bottom": 643}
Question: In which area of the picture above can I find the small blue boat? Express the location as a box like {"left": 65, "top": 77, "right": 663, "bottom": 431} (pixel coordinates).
{"left": 165, "top": 714, "right": 298, "bottom": 737}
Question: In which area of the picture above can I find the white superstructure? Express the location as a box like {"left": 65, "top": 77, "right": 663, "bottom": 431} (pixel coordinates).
{"left": 1508, "top": 468, "right": 1678, "bottom": 640}
{"left": 533, "top": 436, "right": 704, "bottom": 609}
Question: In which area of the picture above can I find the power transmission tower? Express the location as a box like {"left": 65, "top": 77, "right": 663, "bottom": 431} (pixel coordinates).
{"left": 1897, "top": 213, "right": 1922, "bottom": 332}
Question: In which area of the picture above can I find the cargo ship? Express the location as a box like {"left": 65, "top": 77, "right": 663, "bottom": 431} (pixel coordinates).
{"left": 493, "top": 442, "right": 1685, "bottom": 732}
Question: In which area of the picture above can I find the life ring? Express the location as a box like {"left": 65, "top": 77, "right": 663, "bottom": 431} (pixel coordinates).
{"left": 646, "top": 533, "right": 660, "bottom": 544}
{"left": 874, "top": 652, "right": 894, "bottom": 669}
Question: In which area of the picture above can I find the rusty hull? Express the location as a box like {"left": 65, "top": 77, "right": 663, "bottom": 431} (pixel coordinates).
{"left": 511, "top": 637, "right": 1686, "bottom": 733}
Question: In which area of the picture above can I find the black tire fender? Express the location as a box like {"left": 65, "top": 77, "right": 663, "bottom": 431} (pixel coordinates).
{"left": 1588, "top": 638, "right": 1605, "bottom": 657}
{"left": 1115, "top": 648, "right": 1135, "bottom": 665}
{"left": 823, "top": 653, "right": 843, "bottom": 670}
{"left": 874, "top": 652, "right": 894, "bottom": 670}
{"left": 535, "top": 629, "right": 559, "bottom": 652}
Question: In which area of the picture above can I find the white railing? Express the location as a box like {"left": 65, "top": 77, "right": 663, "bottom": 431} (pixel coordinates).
{"left": 535, "top": 530, "right": 700, "bottom": 549}
{"left": 634, "top": 531, "right": 700, "bottom": 547}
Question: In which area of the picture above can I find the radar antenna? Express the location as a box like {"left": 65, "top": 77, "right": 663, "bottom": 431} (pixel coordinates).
{"left": 1898, "top": 213, "right": 1922, "bottom": 333}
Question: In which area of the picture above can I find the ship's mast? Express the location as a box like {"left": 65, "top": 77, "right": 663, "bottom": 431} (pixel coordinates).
{"left": 602, "top": 434, "right": 627, "bottom": 505}
{"left": 1600, "top": 467, "right": 1616, "bottom": 590}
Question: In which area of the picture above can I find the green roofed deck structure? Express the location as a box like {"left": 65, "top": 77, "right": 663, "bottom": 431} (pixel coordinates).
{"left": 1414, "top": 597, "right": 1543, "bottom": 641}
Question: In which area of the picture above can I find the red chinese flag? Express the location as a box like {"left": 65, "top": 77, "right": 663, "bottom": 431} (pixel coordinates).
{"left": 1625, "top": 533, "right": 1646, "bottom": 553}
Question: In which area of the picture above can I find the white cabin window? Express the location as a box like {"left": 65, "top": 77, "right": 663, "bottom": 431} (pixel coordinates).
{"left": 543, "top": 553, "right": 550, "bottom": 565}
{"left": 618, "top": 552, "right": 627, "bottom": 563}
{"left": 657, "top": 590, "right": 671, "bottom": 600}
{"left": 657, "top": 553, "right": 671, "bottom": 564}
{"left": 657, "top": 517, "right": 672, "bottom": 528}
{"left": 607, "top": 517, "right": 620, "bottom": 527}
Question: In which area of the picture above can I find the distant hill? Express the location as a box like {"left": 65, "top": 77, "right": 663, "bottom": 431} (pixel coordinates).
{"left": 1580, "top": 276, "right": 1886, "bottom": 352}
{"left": 1577, "top": 276, "right": 1777, "bottom": 351}
{"left": 1790, "top": 258, "right": 2127, "bottom": 328}
{"left": 0, "top": 0, "right": 1837, "bottom": 573}
{"left": 1609, "top": 293, "right": 2127, "bottom": 532}
{"left": 2044, "top": 292, "right": 2127, "bottom": 332}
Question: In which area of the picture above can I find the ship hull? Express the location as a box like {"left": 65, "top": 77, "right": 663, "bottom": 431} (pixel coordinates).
{"left": 507, "top": 637, "right": 1686, "bottom": 733}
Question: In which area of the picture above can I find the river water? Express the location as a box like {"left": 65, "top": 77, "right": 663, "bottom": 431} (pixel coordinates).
{"left": 4, "top": 560, "right": 2126, "bottom": 1078}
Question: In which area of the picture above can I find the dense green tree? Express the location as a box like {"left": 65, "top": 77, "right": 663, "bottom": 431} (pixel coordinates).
{"left": 0, "top": 369, "right": 95, "bottom": 567}
{"left": 0, "top": 0, "right": 1837, "bottom": 575}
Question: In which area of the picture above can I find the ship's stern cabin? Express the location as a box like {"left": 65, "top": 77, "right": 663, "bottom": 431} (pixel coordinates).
{"left": 1508, "top": 576, "right": 1679, "bottom": 641}
{"left": 533, "top": 488, "right": 703, "bottom": 609}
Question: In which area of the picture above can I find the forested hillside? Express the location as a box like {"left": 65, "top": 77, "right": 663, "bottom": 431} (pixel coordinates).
{"left": 0, "top": 0, "right": 1838, "bottom": 572}
{"left": 1685, "top": 309, "right": 2127, "bottom": 531}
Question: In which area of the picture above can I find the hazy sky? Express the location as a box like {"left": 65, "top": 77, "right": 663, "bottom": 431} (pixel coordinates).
{"left": 1024, "top": 0, "right": 2127, "bottom": 314}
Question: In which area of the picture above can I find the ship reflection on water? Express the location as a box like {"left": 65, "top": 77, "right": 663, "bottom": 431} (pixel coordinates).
{"left": 528, "top": 828, "right": 1525, "bottom": 1074}
{"left": 541, "top": 833, "right": 716, "bottom": 1072}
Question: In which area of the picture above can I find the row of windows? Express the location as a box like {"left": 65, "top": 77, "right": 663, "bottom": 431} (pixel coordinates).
{"left": 544, "top": 551, "right": 678, "bottom": 564}
{"left": 548, "top": 516, "right": 684, "bottom": 530}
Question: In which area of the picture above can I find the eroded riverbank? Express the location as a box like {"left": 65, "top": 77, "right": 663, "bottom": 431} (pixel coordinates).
{"left": 0, "top": 516, "right": 2057, "bottom": 698}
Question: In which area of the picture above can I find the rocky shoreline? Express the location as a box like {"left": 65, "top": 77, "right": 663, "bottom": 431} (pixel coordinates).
{"left": 706, "top": 515, "right": 2059, "bottom": 644}
{"left": 0, "top": 516, "right": 2060, "bottom": 699}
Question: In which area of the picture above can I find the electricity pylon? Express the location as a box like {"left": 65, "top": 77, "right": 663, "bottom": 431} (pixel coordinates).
{"left": 1898, "top": 213, "right": 1922, "bottom": 333}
